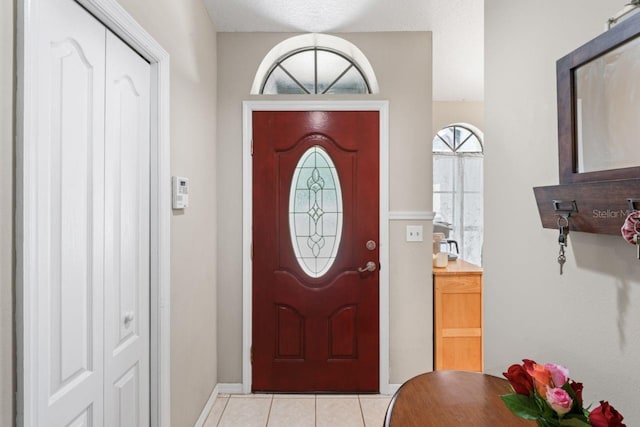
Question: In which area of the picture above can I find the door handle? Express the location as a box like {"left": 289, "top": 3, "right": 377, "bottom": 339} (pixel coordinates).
{"left": 357, "top": 261, "right": 377, "bottom": 273}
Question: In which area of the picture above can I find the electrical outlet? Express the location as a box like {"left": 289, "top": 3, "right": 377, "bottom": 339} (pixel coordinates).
{"left": 406, "top": 225, "right": 424, "bottom": 242}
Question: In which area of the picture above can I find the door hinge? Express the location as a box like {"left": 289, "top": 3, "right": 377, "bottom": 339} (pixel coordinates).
{"left": 251, "top": 139, "right": 254, "bottom": 156}
{"left": 251, "top": 346, "right": 254, "bottom": 365}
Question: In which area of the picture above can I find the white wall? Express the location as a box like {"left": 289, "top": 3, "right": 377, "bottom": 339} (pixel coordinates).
{"left": 217, "top": 32, "right": 433, "bottom": 386}
{"left": 485, "top": 1, "right": 640, "bottom": 424}
{"left": 1, "top": 0, "right": 15, "bottom": 425}
{"left": 433, "top": 101, "right": 484, "bottom": 135}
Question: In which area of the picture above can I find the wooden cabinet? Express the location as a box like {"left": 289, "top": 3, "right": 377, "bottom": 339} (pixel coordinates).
{"left": 433, "top": 259, "right": 483, "bottom": 372}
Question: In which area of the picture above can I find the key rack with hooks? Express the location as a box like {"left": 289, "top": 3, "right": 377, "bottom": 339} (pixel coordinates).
{"left": 534, "top": 180, "right": 640, "bottom": 235}
{"left": 533, "top": 11, "right": 640, "bottom": 237}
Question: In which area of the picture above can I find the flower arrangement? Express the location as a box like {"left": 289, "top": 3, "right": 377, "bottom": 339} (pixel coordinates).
{"left": 501, "top": 359, "right": 626, "bottom": 427}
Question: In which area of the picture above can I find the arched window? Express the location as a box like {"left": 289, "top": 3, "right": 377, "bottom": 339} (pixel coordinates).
{"left": 432, "top": 124, "right": 484, "bottom": 266}
{"left": 251, "top": 34, "right": 379, "bottom": 95}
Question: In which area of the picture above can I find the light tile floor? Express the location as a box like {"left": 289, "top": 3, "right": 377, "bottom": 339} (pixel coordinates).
{"left": 204, "top": 394, "right": 392, "bottom": 427}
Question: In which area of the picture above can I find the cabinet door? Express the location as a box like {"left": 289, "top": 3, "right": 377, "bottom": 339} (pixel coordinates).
{"left": 103, "top": 30, "right": 151, "bottom": 427}
{"left": 35, "top": 0, "right": 106, "bottom": 424}
{"left": 435, "top": 275, "right": 483, "bottom": 371}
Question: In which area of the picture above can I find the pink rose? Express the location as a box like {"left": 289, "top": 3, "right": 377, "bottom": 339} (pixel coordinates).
{"left": 544, "top": 363, "right": 569, "bottom": 387}
{"left": 546, "top": 387, "right": 573, "bottom": 416}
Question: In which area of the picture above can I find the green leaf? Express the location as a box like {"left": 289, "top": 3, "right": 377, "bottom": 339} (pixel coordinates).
{"left": 501, "top": 394, "right": 540, "bottom": 420}
{"left": 558, "top": 416, "right": 591, "bottom": 427}
{"left": 534, "top": 394, "right": 556, "bottom": 419}
{"left": 538, "top": 418, "right": 561, "bottom": 427}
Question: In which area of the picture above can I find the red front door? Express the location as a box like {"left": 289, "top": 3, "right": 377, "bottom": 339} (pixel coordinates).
{"left": 252, "top": 110, "right": 380, "bottom": 392}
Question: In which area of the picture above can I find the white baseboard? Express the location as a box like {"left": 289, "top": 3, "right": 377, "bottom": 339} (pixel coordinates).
{"left": 382, "top": 384, "right": 401, "bottom": 396}
{"left": 217, "top": 382, "right": 244, "bottom": 394}
{"left": 194, "top": 384, "right": 219, "bottom": 427}
{"left": 215, "top": 381, "right": 393, "bottom": 396}
{"left": 193, "top": 383, "right": 246, "bottom": 427}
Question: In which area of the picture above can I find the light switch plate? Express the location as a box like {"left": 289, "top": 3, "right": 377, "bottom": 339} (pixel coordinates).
{"left": 406, "top": 225, "right": 423, "bottom": 242}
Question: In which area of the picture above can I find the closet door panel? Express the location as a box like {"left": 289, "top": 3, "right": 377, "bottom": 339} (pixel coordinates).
{"left": 36, "top": 0, "right": 106, "bottom": 424}
{"left": 103, "top": 29, "right": 151, "bottom": 427}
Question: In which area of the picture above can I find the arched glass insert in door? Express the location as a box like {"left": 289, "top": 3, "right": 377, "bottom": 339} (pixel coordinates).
{"left": 433, "top": 124, "right": 484, "bottom": 266}
{"left": 289, "top": 146, "right": 343, "bottom": 278}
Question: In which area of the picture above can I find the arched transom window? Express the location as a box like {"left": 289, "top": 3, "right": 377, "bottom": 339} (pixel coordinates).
{"left": 251, "top": 33, "right": 379, "bottom": 95}
{"left": 433, "top": 125, "right": 484, "bottom": 154}
{"left": 262, "top": 47, "right": 370, "bottom": 95}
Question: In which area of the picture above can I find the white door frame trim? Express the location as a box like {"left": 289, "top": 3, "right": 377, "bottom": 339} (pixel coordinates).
{"left": 16, "top": 0, "right": 171, "bottom": 425}
{"left": 242, "top": 100, "right": 391, "bottom": 394}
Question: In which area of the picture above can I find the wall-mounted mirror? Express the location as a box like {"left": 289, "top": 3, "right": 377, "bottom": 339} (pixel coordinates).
{"left": 557, "top": 11, "right": 640, "bottom": 184}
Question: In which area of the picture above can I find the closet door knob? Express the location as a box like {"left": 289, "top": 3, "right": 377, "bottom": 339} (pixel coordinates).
{"left": 124, "top": 312, "right": 135, "bottom": 327}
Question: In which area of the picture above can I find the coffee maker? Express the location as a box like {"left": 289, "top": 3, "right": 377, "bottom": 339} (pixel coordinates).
{"left": 433, "top": 221, "right": 459, "bottom": 261}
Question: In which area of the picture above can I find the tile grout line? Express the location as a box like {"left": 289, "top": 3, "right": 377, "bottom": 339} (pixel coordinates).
{"left": 212, "top": 393, "right": 388, "bottom": 427}
{"left": 264, "top": 395, "right": 274, "bottom": 427}
{"left": 357, "top": 395, "right": 366, "bottom": 427}
{"left": 215, "top": 396, "right": 231, "bottom": 427}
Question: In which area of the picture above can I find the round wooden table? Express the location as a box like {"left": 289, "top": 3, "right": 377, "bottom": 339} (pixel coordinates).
{"left": 384, "top": 371, "right": 537, "bottom": 427}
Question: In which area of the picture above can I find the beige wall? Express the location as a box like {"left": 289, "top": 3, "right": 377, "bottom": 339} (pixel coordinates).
{"left": 1, "top": 0, "right": 15, "bottom": 424}
{"left": 116, "top": 0, "right": 219, "bottom": 424}
{"left": 217, "top": 32, "right": 433, "bottom": 385}
{"left": 4, "top": 0, "right": 219, "bottom": 425}
{"left": 485, "top": 1, "right": 640, "bottom": 424}
{"left": 432, "top": 101, "right": 484, "bottom": 135}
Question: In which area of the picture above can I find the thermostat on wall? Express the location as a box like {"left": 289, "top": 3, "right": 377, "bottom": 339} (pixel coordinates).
{"left": 172, "top": 176, "right": 189, "bottom": 209}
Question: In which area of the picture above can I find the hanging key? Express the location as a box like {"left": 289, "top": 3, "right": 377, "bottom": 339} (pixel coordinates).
{"left": 558, "top": 223, "right": 570, "bottom": 246}
{"left": 558, "top": 226, "right": 566, "bottom": 245}
{"left": 556, "top": 215, "right": 570, "bottom": 275}
{"left": 558, "top": 245, "right": 566, "bottom": 275}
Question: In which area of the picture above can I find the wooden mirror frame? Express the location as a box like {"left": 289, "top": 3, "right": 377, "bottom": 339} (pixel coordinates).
{"left": 557, "top": 11, "right": 640, "bottom": 184}
{"left": 535, "top": 12, "right": 640, "bottom": 236}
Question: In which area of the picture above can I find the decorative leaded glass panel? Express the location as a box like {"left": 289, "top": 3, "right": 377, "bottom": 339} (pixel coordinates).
{"left": 289, "top": 146, "right": 343, "bottom": 278}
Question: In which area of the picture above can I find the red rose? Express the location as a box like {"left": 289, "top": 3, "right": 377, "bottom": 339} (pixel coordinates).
{"left": 503, "top": 363, "right": 533, "bottom": 396}
{"left": 589, "top": 401, "right": 626, "bottom": 427}
{"left": 569, "top": 381, "right": 583, "bottom": 407}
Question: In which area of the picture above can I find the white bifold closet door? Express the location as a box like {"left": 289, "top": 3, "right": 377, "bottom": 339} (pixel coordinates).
{"left": 103, "top": 24, "right": 151, "bottom": 427}
{"left": 35, "top": 0, "right": 150, "bottom": 425}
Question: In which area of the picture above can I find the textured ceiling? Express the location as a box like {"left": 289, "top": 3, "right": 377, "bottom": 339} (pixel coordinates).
{"left": 204, "top": 0, "right": 484, "bottom": 101}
